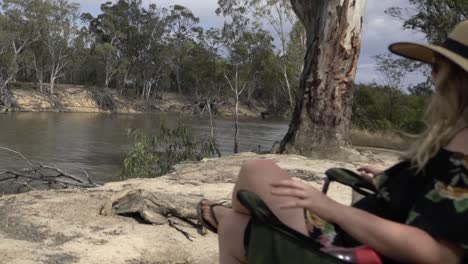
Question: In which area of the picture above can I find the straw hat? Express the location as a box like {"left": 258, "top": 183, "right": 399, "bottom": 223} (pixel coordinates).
{"left": 389, "top": 20, "right": 468, "bottom": 72}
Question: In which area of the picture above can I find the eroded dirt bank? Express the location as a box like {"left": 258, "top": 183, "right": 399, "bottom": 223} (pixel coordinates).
{"left": 6, "top": 83, "right": 267, "bottom": 118}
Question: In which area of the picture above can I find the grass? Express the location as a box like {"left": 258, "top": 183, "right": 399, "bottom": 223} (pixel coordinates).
{"left": 351, "top": 129, "right": 414, "bottom": 150}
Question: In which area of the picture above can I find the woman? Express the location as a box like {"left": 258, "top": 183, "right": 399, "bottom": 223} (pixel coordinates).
{"left": 198, "top": 20, "right": 468, "bottom": 264}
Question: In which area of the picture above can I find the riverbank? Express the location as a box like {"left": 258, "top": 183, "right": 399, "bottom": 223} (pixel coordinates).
{"left": 6, "top": 83, "right": 411, "bottom": 151}
{"left": 5, "top": 82, "right": 268, "bottom": 118}
{"left": 0, "top": 152, "right": 398, "bottom": 264}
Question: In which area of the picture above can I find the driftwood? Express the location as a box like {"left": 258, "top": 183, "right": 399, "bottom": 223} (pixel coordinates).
{"left": 100, "top": 189, "right": 200, "bottom": 241}
{"left": 90, "top": 88, "right": 117, "bottom": 112}
{"left": 0, "top": 147, "right": 100, "bottom": 194}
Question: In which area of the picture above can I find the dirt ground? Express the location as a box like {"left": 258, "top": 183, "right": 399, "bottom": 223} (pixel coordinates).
{"left": 0, "top": 152, "right": 399, "bottom": 264}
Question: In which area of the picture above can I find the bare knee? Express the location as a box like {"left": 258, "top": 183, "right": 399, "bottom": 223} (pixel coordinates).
{"left": 239, "top": 159, "right": 277, "bottom": 180}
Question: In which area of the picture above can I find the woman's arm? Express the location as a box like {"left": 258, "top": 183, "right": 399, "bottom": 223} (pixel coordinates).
{"left": 271, "top": 179, "right": 465, "bottom": 264}
{"left": 328, "top": 202, "right": 464, "bottom": 264}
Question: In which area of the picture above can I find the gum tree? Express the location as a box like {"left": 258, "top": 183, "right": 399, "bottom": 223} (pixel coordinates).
{"left": 278, "top": 0, "right": 367, "bottom": 159}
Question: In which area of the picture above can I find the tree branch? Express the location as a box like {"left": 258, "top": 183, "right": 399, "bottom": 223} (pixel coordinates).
{"left": 0, "top": 147, "right": 100, "bottom": 193}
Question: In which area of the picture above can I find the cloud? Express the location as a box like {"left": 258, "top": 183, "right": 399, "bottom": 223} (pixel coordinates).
{"left": 355, "top": 0, "right": 426, "bottom": 85}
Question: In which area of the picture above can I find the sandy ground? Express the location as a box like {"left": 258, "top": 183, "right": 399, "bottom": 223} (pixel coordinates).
{"left": 0, "top": 152, "right": 398, "bottom": 264}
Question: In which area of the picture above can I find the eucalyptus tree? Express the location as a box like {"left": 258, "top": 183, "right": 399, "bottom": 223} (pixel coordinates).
{"left": 374, "top": 53, "right": 419, "bottom": 126}
{"left": 285, "top": 20, "right": 306, "bottom": 98}
{"left": 277, "top": 0, "right": 367, "bottom": 159}
{"left": 94, "top": 43, "right": 120, "bottom": 88}
{"left": 137, "top": 4, "right": 169, "bottom": 100}
{"left": 188, "top": 28, "right": 225, "bottom": 157}
{"left": 41, "top": 0, "right": 79, "bottom": 94}
{"left": 85, "top": 7, "right": 123, "bottom": 89}
{"left": 217, "top": 8, "right": 252, "bottom": 153}
{"left": 166, "top": 5, "right": 203, "bottom": 94}
{"left": 217, "top": 3, "right": 277, "bottom": 153}
{"left": 28, "top": 39, "right": 49, "bottom": 92}
{"left": 218, "top": 0, "right": 303, "bottom": 112}
{"left": 252, "top": 0, "right": 298, "bottom": 111}
{"left": 84, "top": 0, "right": 140, "bottom": 92}
{"left": 23, "top": 0, "right": 53, "bottom": 92}
{"left": 218, "top": 0, "right": 366, "bottom": 158}
{"left": 0, "top": 0, "right": 43, "bottom": 94}
{"left": 65, "top": 25, "right": 99, "bottom": 86}
{"left": 387, "top": 0, "right": 467, "bottom": 45}
{"left": 381, "top": 0, "right": 468, "bottom": 95}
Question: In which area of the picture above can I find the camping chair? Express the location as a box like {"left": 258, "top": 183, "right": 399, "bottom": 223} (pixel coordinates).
{"left": 237, "top": 168, "right": 384, "bottom": 264}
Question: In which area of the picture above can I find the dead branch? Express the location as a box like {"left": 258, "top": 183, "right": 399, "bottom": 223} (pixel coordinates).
{"left": 0, "top": 88, "right": 19, "bottom": 110}
{"left": 90, "top": 88, "right": 117, "bottom": 112}
{"left": 168, "top": 218, "right": 195, "bottom": 241}
{"left": 0, "top": 147, "right": 100, "bottom": 194}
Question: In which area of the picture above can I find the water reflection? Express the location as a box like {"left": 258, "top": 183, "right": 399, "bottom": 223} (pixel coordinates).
{"left": 0, "top": 113, "right": 288, "bottom": 183}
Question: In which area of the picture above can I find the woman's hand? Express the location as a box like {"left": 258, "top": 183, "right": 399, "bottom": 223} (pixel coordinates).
{"left": 270, "top": 179, "right": 339, "bottom": 222}
{"left": 357, "top": 165, "right": 385, "bottom": 185}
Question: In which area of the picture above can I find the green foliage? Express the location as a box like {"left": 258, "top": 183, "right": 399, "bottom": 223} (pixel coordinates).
{"left": 119, "top": 126, "right": 215, "bottom": 179}
{"left": 0, "top": 0, "right": 302, "bottom": 115}
{"left": 352, "top": 83, "right": 430, "bottom": 133}
{"left": 387, "top": 0, "right": 467, "bottom": 44}
{"left": 360, "top": 0, "right": 466, "bottom": 133}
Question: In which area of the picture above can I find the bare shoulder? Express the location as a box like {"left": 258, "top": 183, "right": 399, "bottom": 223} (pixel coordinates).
{"left": 445, "top": 128, "right": 468, "bottom": 155}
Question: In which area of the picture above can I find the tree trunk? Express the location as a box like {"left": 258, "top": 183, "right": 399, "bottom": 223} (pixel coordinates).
{"left": 38, "top": 79, "right": 44, "bottom": 93}
{"left": 279, "top": 0, "right": 366, "bottom": 159}
{"left": 120, "top": 69, "right": 130, "bottom": 96}
{"left": 175, "top": 67, "right": 182, "bottom": 94}
{"left": 234, "top": 93, "right": 240, "bottom": 154}
{"left": 50, "top": 73, "right": 56, "bottom": 94}
{"left": 282, "top": 63, "right": 294, "bottom": 112}
{"left": 105, "top": 71, "right": 111, "bottom": 88}
{"left": 206, "top": 97, "right": 222, "bottom": 157}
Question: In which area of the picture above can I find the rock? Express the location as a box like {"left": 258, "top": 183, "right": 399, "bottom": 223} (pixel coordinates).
{"left": 0, "top": 152, "right": 397, "bottom": 264}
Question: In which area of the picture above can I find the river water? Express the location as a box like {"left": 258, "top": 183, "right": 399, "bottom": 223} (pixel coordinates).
{"left": 0, "top": 112, "right": 288, "bottom": 183}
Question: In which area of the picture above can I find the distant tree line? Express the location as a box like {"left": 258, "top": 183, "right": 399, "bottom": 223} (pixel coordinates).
{"left": 354, "top": 0, "right": 467, "bottom": 134}
{"left": 352, "top": 82, "right": 432, "bottom": 133}
{"left": 0, "top": 0, "right": 306, "bottom": 115}
{"left": 0, "top": 0, "right": 465, "bottom": 133}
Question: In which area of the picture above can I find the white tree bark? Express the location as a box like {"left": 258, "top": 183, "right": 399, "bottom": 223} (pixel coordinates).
{"left": 205, "top": 97, "right": 222, "bottom": 157}
{"left": 280, "top": 0, "right": 367, "bottom": 158}
{"left": 225, "top": 65, "right": 247, "bottom": 154}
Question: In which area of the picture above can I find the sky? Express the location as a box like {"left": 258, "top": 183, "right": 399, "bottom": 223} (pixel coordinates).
{"left": 77, "top": 0, "right": 427, "bottom": 85}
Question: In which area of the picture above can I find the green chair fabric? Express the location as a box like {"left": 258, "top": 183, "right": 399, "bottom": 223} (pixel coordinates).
{"left": 238, "top": 190, "right": 348, "bottom": 264}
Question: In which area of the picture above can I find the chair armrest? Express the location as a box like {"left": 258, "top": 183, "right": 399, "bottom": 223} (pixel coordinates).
{"left": 323, "top": 168, "right": 377, "bottom": 196}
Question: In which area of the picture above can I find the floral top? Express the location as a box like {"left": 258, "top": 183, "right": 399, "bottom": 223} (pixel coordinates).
{"left": 306, "top": 148, "right": 468, "bottom": 256}
{"left": 373, "top": 148, "right": 468, "bottom": 250}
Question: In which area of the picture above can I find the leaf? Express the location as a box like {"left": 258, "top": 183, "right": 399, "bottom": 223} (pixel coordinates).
{"left": 454, "top": 199, "right": 468, "bottom": 213}
{"left": 119, "top": 126, "right": 215, "bottom": 179}
{"left": 425, "top": 190, "right": 444, "bottom": 202}
{"left": 405, "top": 211, "right": 420, "bottom": 224}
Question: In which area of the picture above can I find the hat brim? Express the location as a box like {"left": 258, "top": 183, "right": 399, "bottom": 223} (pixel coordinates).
{"left": 389, "top": 42, "right": 468, "bottom": 72}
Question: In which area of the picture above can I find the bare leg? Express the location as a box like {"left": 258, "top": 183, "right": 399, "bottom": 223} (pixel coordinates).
{"left": 200, "top": 201, "right": 248, "bottom": 264}
{"left": 201, "top": 160, "right": 309, "bottom": 264}
{"left": 232, "top": 159, "right": 308, "bottom": 235}
{"left": 218, "top": 210, "right": 249, "bottom": 264}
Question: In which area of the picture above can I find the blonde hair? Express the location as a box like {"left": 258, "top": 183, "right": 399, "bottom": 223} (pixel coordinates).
{"left": 403, "top": 56, "right": 468, "bottom": 171}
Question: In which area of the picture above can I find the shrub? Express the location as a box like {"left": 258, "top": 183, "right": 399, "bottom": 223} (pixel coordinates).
{"left": 119, "top": 126, "right": 215, "bottom": 179}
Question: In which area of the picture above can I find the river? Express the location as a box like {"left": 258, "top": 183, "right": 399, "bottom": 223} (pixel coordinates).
{"left": 0, "top": 112, "right": 289, "bottom": 183}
